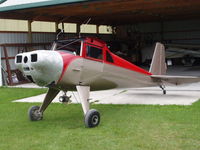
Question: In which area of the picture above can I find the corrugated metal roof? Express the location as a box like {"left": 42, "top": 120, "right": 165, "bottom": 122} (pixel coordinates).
{"left": 1, "top": 0, "right": 200, "bottom": 25}
{"left": 0, "top": 0, "right": 89, "bottom": 11}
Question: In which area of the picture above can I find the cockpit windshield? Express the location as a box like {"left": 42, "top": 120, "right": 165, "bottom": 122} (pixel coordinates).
{"left": 51, "top": 39, "right": 82, "bottom": 56}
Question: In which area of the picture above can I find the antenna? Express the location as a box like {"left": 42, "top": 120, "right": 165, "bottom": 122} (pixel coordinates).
{"left": 79, "top": 18, "right": 91, "bottom": 38}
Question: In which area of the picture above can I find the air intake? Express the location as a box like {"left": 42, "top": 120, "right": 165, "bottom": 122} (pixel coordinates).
{"left": 31, "top": 54, "right": 37, "bottom": 62}
{"left": 16, "top": 55, "right": 22, "bottom": 63}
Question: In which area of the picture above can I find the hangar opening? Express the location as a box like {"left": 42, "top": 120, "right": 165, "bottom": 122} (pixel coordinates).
{"left": 1, "top": 0, "right": 200, "bottom": 85}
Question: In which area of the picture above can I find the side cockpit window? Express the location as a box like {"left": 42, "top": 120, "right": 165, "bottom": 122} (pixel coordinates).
{"left": 106, "top": 51, "right": 114, "bottom": 63}
{"left": 86, "top": 45, "right": 103, "bottom": 60}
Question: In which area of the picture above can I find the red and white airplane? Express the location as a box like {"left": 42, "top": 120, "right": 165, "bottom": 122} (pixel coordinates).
{"left": 15, "top": 37, "right": 200, "bottom": 128}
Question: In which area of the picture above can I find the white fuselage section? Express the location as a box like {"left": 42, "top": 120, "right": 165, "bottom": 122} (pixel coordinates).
{"left": 15, "top": 50, "right": 156, "bottom": 91}
{"left": 15, "top": 50, "right": 63, "bottom": 86}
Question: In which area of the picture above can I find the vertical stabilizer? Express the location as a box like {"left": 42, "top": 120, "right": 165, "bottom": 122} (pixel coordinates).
{"left": 149, "top": 42, "right": 167, "bottom": 75}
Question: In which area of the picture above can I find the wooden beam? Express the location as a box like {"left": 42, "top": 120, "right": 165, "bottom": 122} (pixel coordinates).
{"left": 77, "top": 23, "right": 81, "bottom": 37}
{"left": 96, "top": 25, "right": 99, "bottom": 34}
{"left": 1, "top": 57, "right": 15, "bottom": 60}
{"left": 2, "top": 46, "right": 12, "bottom": 85}
{"left": 28, "top": 20, "right": 32, "bottom": 43}
{"left": 0, "top": 43, "right": 50, "bottom": 47}
{"left": 55, "top": 22, "right": 59, "bottom": 32}
{"left": 61, "top": 22, "right": 65, "bottom": 32}
{"left": 160, "top": 21, "right": 164, "bottom": 42}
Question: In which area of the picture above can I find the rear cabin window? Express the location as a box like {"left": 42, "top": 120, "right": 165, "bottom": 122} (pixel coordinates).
{"left": 86, "top": 45, "right": 103, "bottom": 60}
{"left": 106, "top": 51, "right": 114, "bottom": 63}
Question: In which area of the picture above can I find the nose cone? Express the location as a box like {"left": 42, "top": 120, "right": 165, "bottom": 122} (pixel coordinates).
{"left": 15, "top": 50, "right": 63, "bottom": 87}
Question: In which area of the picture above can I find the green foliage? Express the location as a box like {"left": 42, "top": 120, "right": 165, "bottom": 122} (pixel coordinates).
{"left": 0, "top": 87, "right": 199, "bottom": 150}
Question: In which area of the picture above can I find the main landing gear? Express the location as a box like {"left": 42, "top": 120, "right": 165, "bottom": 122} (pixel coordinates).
{"left": 160, "top": 84, "right": 166, "bottom": 95}
{"left": 28, "top": 86, "right": 100, "bottom": 128}
{"left": 76, "top": 86, "right": 100, "bottom": 128}
{"left": 28, "top": 106, "right": 43, "bottom": 121}
{"left": 28, "top": 88, "right": 59, "bottom": 121}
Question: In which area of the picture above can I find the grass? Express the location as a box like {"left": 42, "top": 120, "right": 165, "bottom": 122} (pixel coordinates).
{"left": 0, "top": 87, "right": 200, "bottom": 150}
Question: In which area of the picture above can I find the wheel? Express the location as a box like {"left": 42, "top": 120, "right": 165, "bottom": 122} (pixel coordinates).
{"left": 84, "top": 109, "right": 100, "bottom": 128}
{"left": 28, "top": 106, "right": 43, "bottom": 121}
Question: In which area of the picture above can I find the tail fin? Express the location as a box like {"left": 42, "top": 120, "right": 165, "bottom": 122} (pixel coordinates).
{"left": 149, "top": 42, "right": 167, "bottom": 75}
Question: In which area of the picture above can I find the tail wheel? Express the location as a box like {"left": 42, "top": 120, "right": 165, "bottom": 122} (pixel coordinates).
{"left": 28, "top": 106, "right": 43, "bottom": 121}
{"left": 84, "top": 109, "right": 100, "bottom": 128}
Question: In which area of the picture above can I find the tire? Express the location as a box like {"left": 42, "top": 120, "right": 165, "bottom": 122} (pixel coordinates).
{"left": 28, "top": 106, "right": 43, "bottom": 121}
{"left": 84, "top": 109, "right": 100, "bottom": 128}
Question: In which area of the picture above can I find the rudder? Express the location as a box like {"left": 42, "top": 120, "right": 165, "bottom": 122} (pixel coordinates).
{"left": 149, "top": 42, "right": 167, "bottom": 75}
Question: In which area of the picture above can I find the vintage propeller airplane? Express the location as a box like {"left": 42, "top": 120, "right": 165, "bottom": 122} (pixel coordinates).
{"left": 166, "top": 43, "right": 200, "bottom": 66}
{"left": 15, "top": 37, "right": 200, "bottom": 128}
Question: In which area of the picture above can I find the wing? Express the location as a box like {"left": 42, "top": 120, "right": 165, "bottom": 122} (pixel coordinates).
{"left": 166, "top": 48, "right": 200, "bottom": 58}
{"left": 151, "top": 75, "right": 200, "bottom": 85}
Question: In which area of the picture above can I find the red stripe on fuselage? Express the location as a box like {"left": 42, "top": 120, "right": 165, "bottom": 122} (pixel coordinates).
{"left": 57, "top": 51, "right": 79, "bottom": 82}
{"left": 110, "top": 53, "right": 152, "bottom": 76}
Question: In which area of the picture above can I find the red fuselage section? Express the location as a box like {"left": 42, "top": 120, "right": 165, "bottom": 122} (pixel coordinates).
{"left": 56, "top": 37, "right": 154, "bottom": 91}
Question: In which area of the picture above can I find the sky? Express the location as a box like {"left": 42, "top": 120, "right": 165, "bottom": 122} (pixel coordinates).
{"left": 0, "top": 0, "right": 50, "bottom": 7}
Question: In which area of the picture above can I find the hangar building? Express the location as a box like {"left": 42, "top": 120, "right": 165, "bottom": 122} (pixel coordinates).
{"left": 1, "top": 0, "right": 200, "bottom": 86}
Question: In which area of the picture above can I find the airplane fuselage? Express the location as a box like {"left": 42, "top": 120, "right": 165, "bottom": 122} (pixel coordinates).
{"left": 58, "top": 52, "right": 156, "bottom": 91}
{"left": 15, "top": 37, "right": 156, "bottom": 91}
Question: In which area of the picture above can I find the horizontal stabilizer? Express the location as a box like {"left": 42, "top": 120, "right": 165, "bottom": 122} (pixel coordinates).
{"left": 151, "top": 75, "right": 200, "bottom": 85}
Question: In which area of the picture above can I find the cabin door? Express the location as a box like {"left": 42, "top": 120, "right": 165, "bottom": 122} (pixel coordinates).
{"left": 80, "top": 45, "right": 104, "bottom": 85}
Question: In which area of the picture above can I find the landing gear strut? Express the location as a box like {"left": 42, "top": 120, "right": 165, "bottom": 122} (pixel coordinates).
{"left": 160, "top": 84, "right": 166, "bottom": 95}
{"left": 76, "top": 85, "right": 100, "bottom": 128}
{"left": 28, "top": 86, "right": 100, "bottom": 128}
{"left": 28, "top": 88, "right": 60, "bottom": 121}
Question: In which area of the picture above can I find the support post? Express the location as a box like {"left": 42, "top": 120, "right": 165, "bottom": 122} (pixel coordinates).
{"left": 28, "top": 20, "right": 33, "bottom": 43}
{"left": 55, "top": 22, "right": 59, "bottom": 32}
{"left": 61, "top": 22, "right": 65, "bottom": 32}
{"left": 77, "top": 23, "right": 81, "bottom": 37}
{"left": 96, "top": 25, "right": 99, "bottom": 34}
{"left": 3, "top": 46, "right": 12, "bottom": 85}
{"left": 112, "top": 26, "right": 116, "bottom": 35}
{"left": 160, "top": 21, "right": 164, "bottom": 42}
